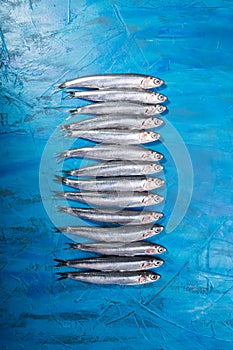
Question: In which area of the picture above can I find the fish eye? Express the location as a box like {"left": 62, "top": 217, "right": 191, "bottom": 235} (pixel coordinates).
{"left": 150, "top": 274, "right": 158, "bottom": 280}
{"left": 158, "top": 94, "right": 165, "bottom": 101}
{"left": 158, "top": 246, "right": 166, "bottom": 253}
{"left": 155, "top": 260, "right": 161, "bottom": 265}
{"left": 154, "top": 78, "right": 161, "bottom": 86}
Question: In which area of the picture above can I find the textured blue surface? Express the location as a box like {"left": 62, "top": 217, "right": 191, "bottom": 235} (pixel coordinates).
{"left": 1, "top": 1, "right": 233, "bottom": 349}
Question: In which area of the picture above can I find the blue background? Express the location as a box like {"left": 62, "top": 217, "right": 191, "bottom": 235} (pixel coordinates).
{"left": 0, "top": 1, "right": 232, "bottom": 349}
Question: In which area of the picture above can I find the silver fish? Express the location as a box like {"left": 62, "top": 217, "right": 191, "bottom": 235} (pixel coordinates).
{"left": 63, "top": 129, "right": 160, "bottom": 145}
{"left": 57, "top": 207, "right": 164, "bottom": 225}
{"left": 54, "top": 175, "right": 165, "bottom": 192}
{"left": 59, "top": 74, "right": 164, "bottom": 90}
{"left": 57, "top": 270, "right": 161, "bottom": 285}
{"left": 54, "top": 256, "right": 164, "bottom": 271}
{"left": 55, "top": 191, "right": 164, "bottom": 208}
{"left": 67, "top": 241, "right": 167, "bottom": 256}
{"left": 56, "top": 224, "right": 164, "bottom": 242}
{"left": 62, "top": 115, "right": 164, "bottom": 131}
{"left": 67, "top": 89, "right": 167, "bottom": 105}
{"left": 63, "top": 161, "right": 163, "bottom": 177}
{"left": 68, "top": 102, "right": 166, "bottom": 118}
{"left": 57, "top": 144, "right": 164, "bottom": 162}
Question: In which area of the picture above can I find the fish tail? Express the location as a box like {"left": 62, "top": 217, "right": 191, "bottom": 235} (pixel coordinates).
{"left": 54, "top": 226, "right": 67, "bottom": 233}
{"left": 69, "top": 108, "right": 79, "bottom": 115}
{"left": 62, "top": 169, "right": 72, "bottom": 177}
{"left": 57, "top": 206, "right": 69, "bottom": 214}
{"left": 56, "top": 151, "right": 68, "bottom": 162}
{"left": 67, "top": 91, "right": 76, "bottom": 98}
{"left": 65, "top": 243, "right": 80, "bottom": 250}
{"left": 60, "top": 124, "right": 70, "bottom": 131}
{"left": 54, "top": 175, "right": 66, "bottom": 185}
{"left": 54, "top": 258, "right": 68, "bottom": 267}
{"left": 56, "top": 272, "right": 69, "bottom": 281}
{"left": 53, "top": 191, "right": 66, "bottom": 199}
{"left": 58, "top": 82, "right": 67, "bottom": 89}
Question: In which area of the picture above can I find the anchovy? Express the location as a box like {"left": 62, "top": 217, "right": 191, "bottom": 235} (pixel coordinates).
{"left": 54, "top": 256, "right": 164, "bottom": 271}
{"left": 63, "top": 161, "right": 163, "bottom": 177}
{"left": 54, "top": 175, "right": 165, "bottom": 192}
{"left": 57, "top": 144, "right": 163, "bottom": 162}
{"left": 67, "top": 241, "right": 167, "bottom": 256}
{"left": 56, "top": 224, "right": 164, "bottom": 242}
{"left": 63, "top": 129, "right": 160, "bottom": 145}
{"left": 55, "top": 191, "right": 164, "bottom": 208}
{"left": 62, "top": 115, "right": 164, "bottom": 131}
{"left": 57, "top": 207, "right": 164, "bottom": 225}
{"left": 58, "top": 74, "right": 164, "bottom": 90}
{"left": 57, "top": 270, "right": 161, "bottom": 285}
{"left": 67, "top": 89, "right": 167, "bottom": 105}
{"left": 68, "top": 102, "right": 166, "bottom": 119}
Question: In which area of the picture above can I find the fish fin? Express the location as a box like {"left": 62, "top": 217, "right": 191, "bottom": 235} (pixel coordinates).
{"left": 53, "top": 191, "right": 65, "bottom": 198}
{"left": 56, "top": 272, "right": 69, "bottom": 281}
{"left": 60, "top": 124, "right": 70, "bottom": 131}
{"left": 54, "top": 175, "right": 66, "bottom": 185}
{"left": 54, "top": 259, "right": 67, "bottom": 267}
{"left": 58, "top": 83, "right": 66, "bottom": 89}
{"left": 65, "top": 243, "right": 80, "bottom": 250}
{"left": 69, "top": 108, "right": 79, "bottom": 115}
{"left": 67, "top": 91, "right": 75, "bottom": 98}
{"left": 56, "top": 151, "right": 68, "bottom": 162}
{"left": 62, "top": 169, "right": 72, "bottom": 177}
{"left": 57, "top": 206, "right": 68, "bottom": 214}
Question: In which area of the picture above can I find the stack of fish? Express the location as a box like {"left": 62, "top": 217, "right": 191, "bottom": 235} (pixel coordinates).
{"left": 55, "top": 74, "right": 167, "bottom": 286}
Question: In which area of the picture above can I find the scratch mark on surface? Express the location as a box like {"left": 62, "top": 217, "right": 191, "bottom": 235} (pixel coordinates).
{"left": 145, "top": 261, "right": 189, "bottom": 305}
{"left": 113, "top": 4, "right": 130, "bottom": 37}
{"left": 133, "top": 312, "right": 150, "bottom": 342}
{"left": 105, "top": 310, "right": 134, "bottom": 326}
{"left": 67, "top": 0, "right": 71, "bottom": 24}
{"left": 40, "top": 47, "right": 93, "bottom": 97}
{"left": 0, "top": 27, "right": 10, "bottom": 65}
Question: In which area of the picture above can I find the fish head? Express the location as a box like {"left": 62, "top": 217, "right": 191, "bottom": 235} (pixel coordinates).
{"left": 155, "top": 104, "right": 167, "bottom": 114}
{"left": 145, "top": 105, "right": 158, "bottom": 115}
{"left": 151, "top": 224, "right": 164, "bottom": 235}
{"left": 152, "top": 163, "right": 164, "bottom": 173}
{"left": 147, "top": 272, "right": 161, "bottom": 283}
{"left": 157, "top": 93, "right": 167, "bottom": 103}
{"left": 152, "top": 117, "right": 164, "bottom": 127}
{"left": 156, "top": 245, "right": 167, "bottom": 254}
{"left": 152, "top": 212, "right": 164, "bottom": 221}
{"left": 153, "top": 77, "right": 164, "bottom": 87}
{"left": 141, "top": 77, "right": 163, "bottom": 89}
{"left": 152, "top": 151, "right": 164, "bottom": 161}
{"left": 141, "top": 193, "right": 162, "bottom": 206}
{"left": 151, "top": 258, "right": 164, "bottom": 268}
{"left": 140, "top": 131, "right": 160, "bottom": 143}
{"left": 143, "top": 177, "right": 165, "bottom": 190}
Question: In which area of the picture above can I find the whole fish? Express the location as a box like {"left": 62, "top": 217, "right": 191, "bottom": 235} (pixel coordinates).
{"left": 63, "top": 161, "right": 163, "bottom": 177}
{"left": 67, "top": 89, "right": 167, "bottom": 105}
{"left": 63, "top": 129, "right": 160, "bottom": 145}
{"left": 54, "top": 256, "right": 164, "bottom": 271}
{"left": 57, "top": 144, "right": 164, "bottom": 162}
{"left": 58, "top": 73, "right": 164, "bottom": 90}
{"left": 56, "top": 223, "right": 164, "bottom": 242}
{"left": 62, "top": 115, "right": 164, "bottom": 131}
{"left": 57, "top": 207, "right": 164, "bottom": 225}
{"left": 68, "top": 102, "right": 166, "bottom": 118}
{"left": 55, "top": 191, "right": 164, "bottom": 208}
{"left": 67, "top": 241, "right": 167, "bottom": 256}
{"left": 54, "top": 175, "right": 165, "bottom": 192}
{"left": 57, "top": 270, "right": 161, "bottom": 285}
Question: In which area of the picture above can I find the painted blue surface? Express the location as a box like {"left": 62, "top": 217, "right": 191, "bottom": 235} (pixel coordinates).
{"left": 0, "top": 1, "right": 233, "bottom": 349}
